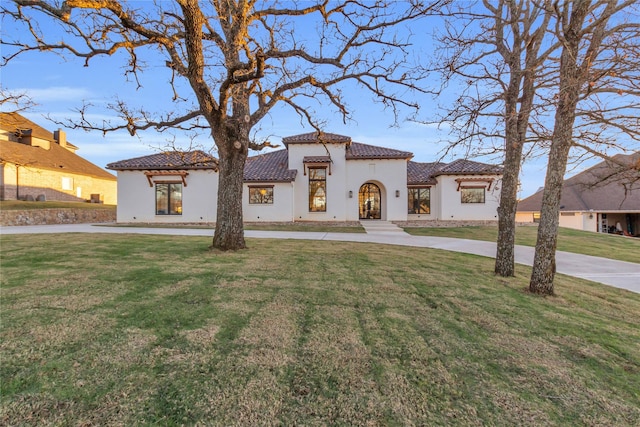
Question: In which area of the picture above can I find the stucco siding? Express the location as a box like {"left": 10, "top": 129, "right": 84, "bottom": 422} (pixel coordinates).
{"left": 437, "top": 175, "right": 501, "bottom": 221}
{"left": 243, "top": 182, "right": 294, "bottom": 221}
{"left": 289, "top": 144, "right": 350, "bottom": 221}
{"left": 116, "top": 170, "right": 217, "bottom": 223}
{"left": 346, "top": 158, "right": 408, "bottom": 221}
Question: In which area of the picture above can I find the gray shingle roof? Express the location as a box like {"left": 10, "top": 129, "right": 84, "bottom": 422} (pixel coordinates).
{"left": 346, "top": 142, "right": 413, "bottom": 160}
{"left": 434, "top": 158, "right": 503, "bottom": 175}
{"left": 243, "top": 149, "right": 297, "bottom": 182}
{"left": 517, "top": 152, "right": 640, "bottom": 212}
{"left": 107, "top": 151, "right": 218, "bottom": 170}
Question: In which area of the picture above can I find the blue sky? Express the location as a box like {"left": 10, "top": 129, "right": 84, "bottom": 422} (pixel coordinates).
{"left": 1, "top": 3, "right": 565, "bottom": 199}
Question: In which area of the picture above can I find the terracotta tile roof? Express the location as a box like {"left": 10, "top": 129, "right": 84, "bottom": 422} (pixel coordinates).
{"left": 518, "top": 152, "right": 640, "bottom": 212}
{"left": 433, "top": 158, "right": 503, "bottom": 176}
{"left": 346, "top": 142, "right": 413, "bottom": 160}
{"left": 107, "top": 137, "right": 504, "bottom": 186}
{"left": 1, "top": 112, "right": 78, "bottom": 149}
{"left": 282, "top": 132, "right": 351, "bottom": 145}
{"left": 243, "top": 149, "right": 297, "bottom": 182}
{"left": 407, "top": 161, "right": 443, "bottom": 185}
{"left": 107, "top": 151, "right": 218, "bottom": 170}
{"left": 303, "top": 156, "right": 332, "bottom": 163}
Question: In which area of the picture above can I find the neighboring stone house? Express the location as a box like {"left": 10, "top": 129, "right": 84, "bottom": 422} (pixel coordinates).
{"left": 107, "top": 132, "right": 503, "bottom": 224}
{"left": 0, "top": 112, "right": 117, "bottom": 204}
{"left": 516, "top": 152, "right": 640, "bottom": 235}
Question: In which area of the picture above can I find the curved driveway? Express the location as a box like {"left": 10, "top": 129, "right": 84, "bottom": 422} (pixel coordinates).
{"left": 2, "top": 222, "right": 639, "bottom": 294}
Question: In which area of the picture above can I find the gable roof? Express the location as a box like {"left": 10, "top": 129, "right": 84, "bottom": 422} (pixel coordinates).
{"left": 433, "top": 158, "right": 503, "bottom": 176}
{"left": 107, "top": 151, "right": 218, "bottom": 170}
{"left": 1, "top": 112, "right": 78, "bottom": 149}
{"left": 346, "top": 142, "right": 413, "bottom": 160}
{"left": 517, "top": 152, "right": 640, "bottom": 212}
{"left": 244, "top": 150, "right": 297, "bottom": 182}
{"left": 0, "top": 113, "right": 114, "bottom": 180}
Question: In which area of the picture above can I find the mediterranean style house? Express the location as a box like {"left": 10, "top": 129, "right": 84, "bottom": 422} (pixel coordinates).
{"left": 107, "top": 132, "right": 503, "bottom": 224}
{"left": 516, "top": 152, "right": 640, "bottom": 235}
{"left": 0, "top": 112, "right": 117, "bottom": 204}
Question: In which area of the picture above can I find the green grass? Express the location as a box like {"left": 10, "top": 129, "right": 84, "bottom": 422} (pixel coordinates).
{"left": 0, "top": 201, "right": 116, "bottom": 210}
{"left": 100, "top": 222, "right": 366, "bottom": 233}
{"left": 1, "top": 234, "right": 639, "bottom": 426}
{"left": 245, "top": 223, "right": 365, "bottom": 233}
{"left": 404, "top": 225, "right": 640, "bottom": 264}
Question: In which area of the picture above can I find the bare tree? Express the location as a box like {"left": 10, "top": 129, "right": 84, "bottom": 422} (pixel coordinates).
{"left": 530, "top": 0, "right": 640, "bottom": 294}
{"left": 1, "top": 0, "right": 447, "bottom": 250}
{"left": 0, "top": 88, "right": 35, "bottom": 113}
{"left": 425, "top": 0, "right": 555, "bottom": 276}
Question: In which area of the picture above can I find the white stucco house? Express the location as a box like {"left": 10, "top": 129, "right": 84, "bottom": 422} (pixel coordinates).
{"left": 106, "top": 132, "right": 503, "bottom": 224}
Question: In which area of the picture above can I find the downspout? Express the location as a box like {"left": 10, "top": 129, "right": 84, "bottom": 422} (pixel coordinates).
{"left": 15, "top": 164, "right": 20, "bottom": 200}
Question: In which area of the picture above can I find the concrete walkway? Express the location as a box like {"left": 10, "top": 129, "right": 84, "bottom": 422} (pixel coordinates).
{"left": 2, "top": 222, "right": 639, "bottom": 294}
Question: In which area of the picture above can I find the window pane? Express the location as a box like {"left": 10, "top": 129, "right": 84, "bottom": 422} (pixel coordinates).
{"left": 408, "top": 188, "right": 430, "bottom": 214}
{"left": 169, "top": 184, "right": 182, "bottom": 214}
{"left": 309, "top": 168, "right": 326, "bottom": 180}
{"left": 461, "top": 187, "right": 485, "bottom": 203}
{"left": 419, "top": 188, "right": 430, "bottom": 213}
{"left": 249, "top": 187, "right": 274, "bottom": 204}
{"left": 408, "top": 188, "right": 418, "bottom": 214}
{"left": 156, "top": 184, "right": 168, "bottom": 214}
{"left": 308, "top": 168, "right": 326, "bottom": 212}
{"left": 156, "top": 183, "right": 182, "bottom": 215}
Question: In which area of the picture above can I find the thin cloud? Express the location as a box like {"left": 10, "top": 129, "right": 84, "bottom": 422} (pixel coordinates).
{"left": 16, "top": 86, "right": 92, "bottom": 102}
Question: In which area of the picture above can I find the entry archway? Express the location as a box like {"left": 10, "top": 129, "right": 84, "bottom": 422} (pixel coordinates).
{"left": 359, "top": 183, "right": 381, "bottom": 219}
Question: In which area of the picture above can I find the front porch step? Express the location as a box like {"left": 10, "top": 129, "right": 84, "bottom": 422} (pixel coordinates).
{"left": 360, "top": 220, "right": 409, "bottom": 234}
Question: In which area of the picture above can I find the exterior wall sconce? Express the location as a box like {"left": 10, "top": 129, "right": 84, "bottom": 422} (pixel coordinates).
{"left": 395, "top": 190, "right": 400, "bottom": 197}
{"left": 349, "top": 190, "right": 353, "bottom": 198}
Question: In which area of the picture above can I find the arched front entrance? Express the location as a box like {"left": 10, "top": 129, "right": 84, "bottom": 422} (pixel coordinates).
{"left": 359, "top": 183, "right": 381, "bottom": 219}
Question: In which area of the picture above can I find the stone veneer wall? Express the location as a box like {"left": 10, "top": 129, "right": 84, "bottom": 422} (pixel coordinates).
{"left": 0, "top": 208, "right": 116, "bottom": 226}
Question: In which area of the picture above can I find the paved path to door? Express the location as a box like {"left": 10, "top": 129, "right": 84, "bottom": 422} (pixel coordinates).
{"left": 2, "top": 221, "right": 639, "bottom": 294}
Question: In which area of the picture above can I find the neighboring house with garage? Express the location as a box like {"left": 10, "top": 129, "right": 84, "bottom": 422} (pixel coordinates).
{"left": 0, "top": 112, "right": 117, "bottom": 204}
{"left": 107, "top": 132, "right": 503, "bottom": 224}
{"left": 516, "top": 152, "right": 640, "bottom": 235}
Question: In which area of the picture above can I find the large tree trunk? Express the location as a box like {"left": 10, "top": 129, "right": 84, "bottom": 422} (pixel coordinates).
{"left": 495, "top": 143, "right": 523, "bottom": 276}
{"left": 495, "top": 58, "right": 525, "bottom": 277}
{"left": 529, "top": 139, "right": 573, "bottom": 294}
{"left": 529, "top": 1, "right": 589, "bottom": 294}
{"left": 211, "top": 137, "right": 247, "bottom": 251}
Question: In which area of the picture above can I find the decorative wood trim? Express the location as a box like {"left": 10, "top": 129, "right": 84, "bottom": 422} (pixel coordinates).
{"left": 144, "top": 171, "right": 189, "bottom": 187}
{"left": 455, "top": 177, "right": 494, "bottom": 191}
{"left": 247, "top": 184, "right": 275, "bottom": 189}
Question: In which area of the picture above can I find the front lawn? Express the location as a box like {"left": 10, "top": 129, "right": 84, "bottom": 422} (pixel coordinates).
{"left": 1, "top": 234, "right": 639, "bottom": 425}
{"left": 404, "top": 225, "right": 640, "bottom": 264}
